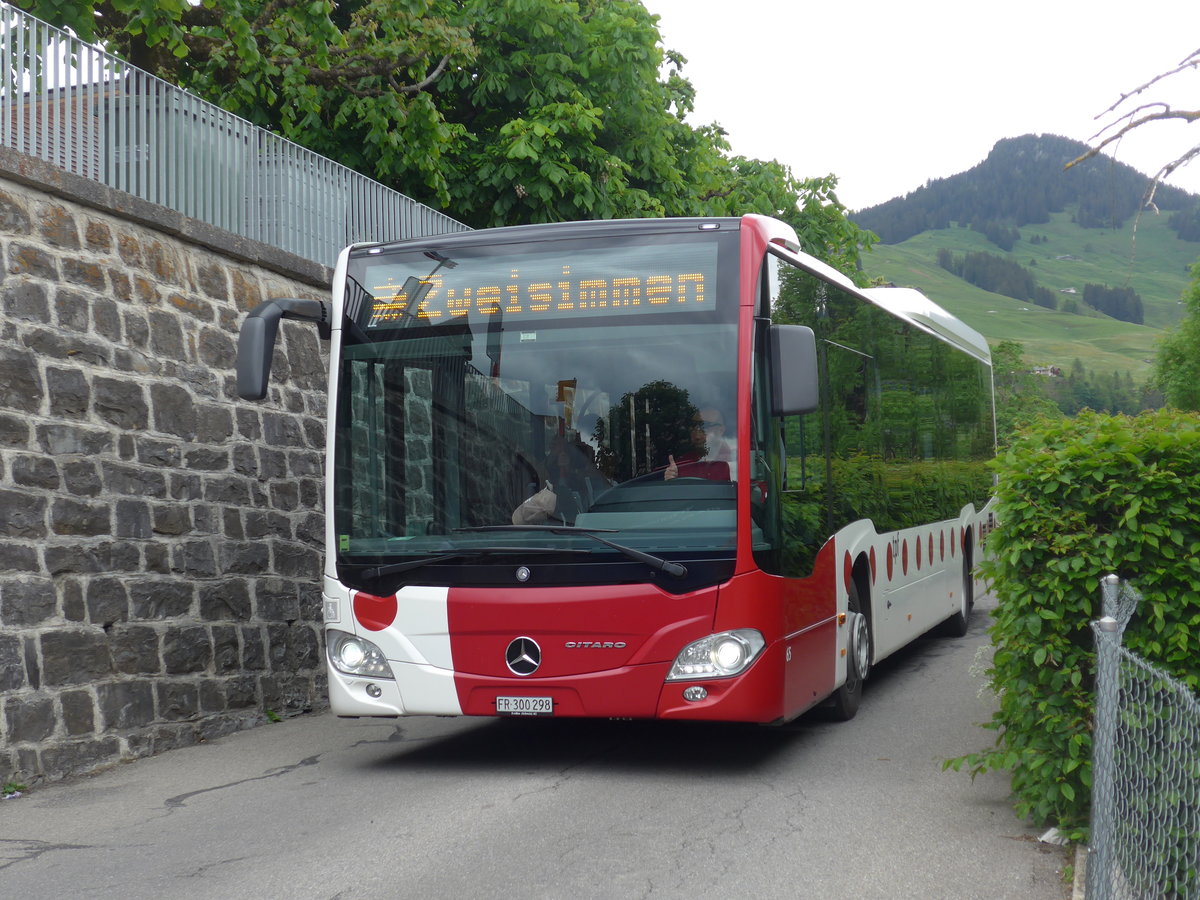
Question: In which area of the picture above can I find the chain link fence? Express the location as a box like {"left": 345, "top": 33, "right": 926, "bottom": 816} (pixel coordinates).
{"left": 1088, "top": 575, "right": 1200, "bottom": 900}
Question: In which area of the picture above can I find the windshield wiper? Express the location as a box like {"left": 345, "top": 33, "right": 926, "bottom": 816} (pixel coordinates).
{"left": 453, "top": 526, "right": 688, "bottom": 579}
{"left": 354, "top": 546, "right": 592, "bottom": 580}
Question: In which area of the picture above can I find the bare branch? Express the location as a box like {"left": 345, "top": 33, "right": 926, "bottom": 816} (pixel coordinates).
{"left": 1097, "top": 48, "right": 1200, "bottom": 117}
{"left": 1066, "top": 106, "right": 1200, "bottom": 172}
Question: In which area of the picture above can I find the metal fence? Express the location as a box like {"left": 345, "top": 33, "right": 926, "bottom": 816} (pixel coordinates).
{"left": 0, "top": 3, "right": 468, "bottom": 268}
{"left": 1088, "top": 575, "right": 1200, "bottom": 900}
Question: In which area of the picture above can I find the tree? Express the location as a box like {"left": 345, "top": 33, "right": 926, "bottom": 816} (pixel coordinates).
{"left": 1153, "top": 260, "right": 1200, "bottom": 410}
{"left": 990, "top": 341, "right": 1061, "bottom": 444}
{"left": 18, "top": 0, "right": 875, "bottom": 274}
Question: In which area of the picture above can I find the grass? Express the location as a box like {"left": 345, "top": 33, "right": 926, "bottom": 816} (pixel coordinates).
{"left": 862, "top": 212, "right": 1198, "bottom": 380}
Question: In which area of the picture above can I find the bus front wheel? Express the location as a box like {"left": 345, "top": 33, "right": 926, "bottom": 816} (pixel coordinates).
{"left": 830, "top": 581, "right": 871, "bottom": 721}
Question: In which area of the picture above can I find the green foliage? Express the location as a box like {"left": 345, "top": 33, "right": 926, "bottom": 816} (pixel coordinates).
{"left": 17, "top": 0, "right": 875, "bottom": 276}
{"left": 1153, "top": 260, "right": 1200, "bottom": 411}
{"left": 991, "top": 341, "right": 1062, "bottom": 445}
{"left": 947, "top": 410, "right": 1200, "bottom": 838}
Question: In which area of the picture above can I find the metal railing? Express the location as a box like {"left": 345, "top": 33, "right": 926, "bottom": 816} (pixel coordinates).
{"left": 1088, "top": 575, "right": 1200, "bottom": 900}
{"left": 0, "top": 4, "right": 468, "bottom": 268}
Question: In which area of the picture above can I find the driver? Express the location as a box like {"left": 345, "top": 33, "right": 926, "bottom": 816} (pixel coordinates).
{"left": 664, "top": 407, "right": 733, "bottom": 481}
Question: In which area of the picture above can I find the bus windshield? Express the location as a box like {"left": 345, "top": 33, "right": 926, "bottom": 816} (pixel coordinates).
{"left": 333, "top": 226, "right": 741, "bottom": 577}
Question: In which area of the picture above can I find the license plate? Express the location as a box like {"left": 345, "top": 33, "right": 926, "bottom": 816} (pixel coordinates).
{"left": 495, "top": 696, "right": 553, "bottom": 716}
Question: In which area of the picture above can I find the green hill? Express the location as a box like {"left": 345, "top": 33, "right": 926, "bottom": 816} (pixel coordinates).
{"left": 861, "top": 208, "right": 1198, "bottom": 382}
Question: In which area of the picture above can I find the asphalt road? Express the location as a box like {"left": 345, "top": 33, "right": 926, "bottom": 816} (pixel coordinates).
{"left": 1, "top": 593, "right": 1069, "bottom": 899}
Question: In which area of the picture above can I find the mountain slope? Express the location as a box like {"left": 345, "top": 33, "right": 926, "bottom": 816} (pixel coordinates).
{"left": 853, "top": 136, "right": 1200, "bottom": 379}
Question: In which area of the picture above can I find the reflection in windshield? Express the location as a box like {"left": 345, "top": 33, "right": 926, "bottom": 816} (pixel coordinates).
{"left": 333, "top": 319, "right": 739, "bottom": 564}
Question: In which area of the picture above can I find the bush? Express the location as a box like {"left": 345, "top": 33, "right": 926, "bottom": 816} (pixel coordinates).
{"left": 948, "top": 410, "right": 1200, "bottom": 839}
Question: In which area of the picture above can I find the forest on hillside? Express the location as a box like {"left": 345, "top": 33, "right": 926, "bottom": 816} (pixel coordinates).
{"left": 854, "top": 134, "right": 1200, "bottom": 245}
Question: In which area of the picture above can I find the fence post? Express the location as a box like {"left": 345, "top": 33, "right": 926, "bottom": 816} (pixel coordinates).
{"left": 1086, "top": 572, "right": 1122, "bottom": 900}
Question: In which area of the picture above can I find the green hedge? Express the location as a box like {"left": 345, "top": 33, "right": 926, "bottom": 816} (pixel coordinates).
{"left": 948, "top": 409, "right": 1200, "bottom": 839}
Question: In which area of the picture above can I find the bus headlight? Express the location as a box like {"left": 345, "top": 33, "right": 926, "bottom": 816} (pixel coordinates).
{"left": 327, "top": 630, "right": 394, "bottom": 679}
{"left": 666, "top": 629, "right": 765, "bottom": 680}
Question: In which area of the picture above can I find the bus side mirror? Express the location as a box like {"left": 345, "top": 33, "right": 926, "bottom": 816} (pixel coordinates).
{"left": 769, "top": 324, "right": 818, "bottom": 415}
{"left": 236, "top": 297, "right": 331, "bottom": 400}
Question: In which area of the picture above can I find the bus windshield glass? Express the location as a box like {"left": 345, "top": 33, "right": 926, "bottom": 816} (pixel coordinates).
{"left": 334, "top": 226, "right": 741, "bottom": 573}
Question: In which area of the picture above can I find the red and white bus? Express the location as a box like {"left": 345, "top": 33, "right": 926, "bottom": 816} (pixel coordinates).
{"left": 238, "top": 214, "right": 995, "bottom": 724}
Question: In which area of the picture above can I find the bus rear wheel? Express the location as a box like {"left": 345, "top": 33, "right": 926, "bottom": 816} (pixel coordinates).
{"left": 830, "top": 582, "right": 871, "bottom": 721}
{"left": 944, "top": 540, "right": 974, "bottom": 637}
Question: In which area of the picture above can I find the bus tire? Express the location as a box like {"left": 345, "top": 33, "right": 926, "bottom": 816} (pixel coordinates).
{"left": 944, "top": 541, "right": 974, "bottom": 637}
{"left": 830, "top": 580, "right": 871, "bottom": 721}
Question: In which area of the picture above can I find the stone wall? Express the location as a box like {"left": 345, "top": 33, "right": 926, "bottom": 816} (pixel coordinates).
{"left": 0, "top": 148, "right": 333, "bottom": 784}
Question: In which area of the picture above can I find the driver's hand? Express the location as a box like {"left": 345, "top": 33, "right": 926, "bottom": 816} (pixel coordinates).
{"left": 665, "top": 454, "right": 678, "bottom": 481}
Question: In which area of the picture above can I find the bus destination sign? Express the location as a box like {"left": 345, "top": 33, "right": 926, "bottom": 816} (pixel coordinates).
{"left": 360, "top": 243, "right": 718, "bottom": 328}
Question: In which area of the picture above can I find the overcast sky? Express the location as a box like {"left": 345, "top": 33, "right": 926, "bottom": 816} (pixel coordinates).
{"left": 643, "top": 0, "right": 1200, "bottom": 211}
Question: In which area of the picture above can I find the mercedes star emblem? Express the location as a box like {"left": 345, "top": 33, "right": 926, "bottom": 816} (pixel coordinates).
{"left": 505, "top": 636, "right": 541, "bottom": 676}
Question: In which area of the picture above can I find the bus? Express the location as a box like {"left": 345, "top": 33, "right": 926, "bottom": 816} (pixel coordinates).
{"left": 237, "top": 214, "right": 995, "bottom": 724}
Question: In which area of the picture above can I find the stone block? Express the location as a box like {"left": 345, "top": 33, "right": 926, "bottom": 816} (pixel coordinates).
{"left": 85, "top": 576, "right": 129, "bottom": 625}
{"left": 150, "top": 383, "right": 196, "bottom": 439}
{"left": 37, "top": 423, "right": 112, "bottom": 457}
{"left": 128, "top": 578, "right": 194, "bottom": 619}
{"left": 199, "top": 579, "right": 251, "bottom": 621}
{"left": 0, "top": 634, "right": 27, "bottom": 691}
{"left": 272, "top": 541, "right": 319, "bottom": 580}
{"left": 262, "top": 412, "right": 305, "bottom": 448}
{"left": 222, "top": 541, "right": 270, "bottom": 576}
{"left": 212, "top": 625, "right": 240, "bottom": 673}
{"left": 151, "top": 504, "right": 191, "bottom": 536}
{"left": 241, "top": 626, "right": 266, "bottom": 670}
{"left": 0, "top": 412, "right": 28, "bottom": 446}
{"left": 84, "top": 219, "right": 113, "bottom": 252}
{"left": 225, "top": 673, "right": 259, "bottom": 709}
{"left": 41, "top": 629, "right": 113, "bottom": 686}
{"left": 0, "top": 345, "right": 43, "bottom": 413}
{"left": 162, "top": 625, "right": 212, "bottom": 675}
{"left": 110, "top": 624, "right": 161, "bottom": 675}
{"left": 148, "top": 309, "right": 184, "bottom": 360}
{"left": 8, "top": 241, "right": 58, "bottom": 279}
{"left": 184, "top": 447, "right": 228, "bottom": 471}
{"left": 5, "top": 278, "right": 49, "bottom": 323}
{"left": 50, "top": 497, "right": 110, "bottom": 536}
{"left": 0, "top": 188, "right": 32, "bottom": 233}
{"left": 54, "top": 288, "right": 91, "bottom": 332}
{"left": 61, "top": 459, "right": 101, "bottom": 496}
{"left": 44, "top": 542, "right": 140, "bottom": 575}
{"left": 22, "top": 326, "right": 108, "bottom": 366}
{"left": 1, "top": 577, "right": 57, "bottom": 626}
{"left": 198, "top": 679, "right": 226, "bottom": 714}
{"left": 37, "top": 203, "right": 81, "bottom": 249}
{"left": 60, "top": 690, "right": 95, "bottom": 736}
{"left": 155, "top": 680, "right": 199, "bottom": 721}
{"left": 4, "top": 693, "right": 56, "bottom": 743}
{"left": 22, "top": 636, "right": 41, "bottom": 689}
{"left": 0, "top": 541, "right": 39, "bottom": 572}
{"left": 93, "top": 296, "right": 120, "bottom": 342}
{"left": 38, "top": 737, "right": 121, "bottom": 780}
{"left": 101, "top": 461, "right": 166, "bottom": 498}
{"left": 114, "top": 499, "right": 152, "bottom": 539}
{"left": 175, "top": 540, "right": 218, "bottom": 578}
{"left": 11, "top": 453, "right": 59, "bottom": 489}
{"left": 195, "top": 404, "right": 234, "bottom": 443}
{"left": 93, "top": 377, "right": 149, "bottom": 430}
{"left": 45, "top": 366, "right": 89, "bottom": 419}
{"left": 0, "top": 490, "right": 47, "bottom": 538}
{"left": 136, "top": 437, "right": 182, "bottom": 468}
{"left": 96, "top": 680, "right": 155, "bottom": 730}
